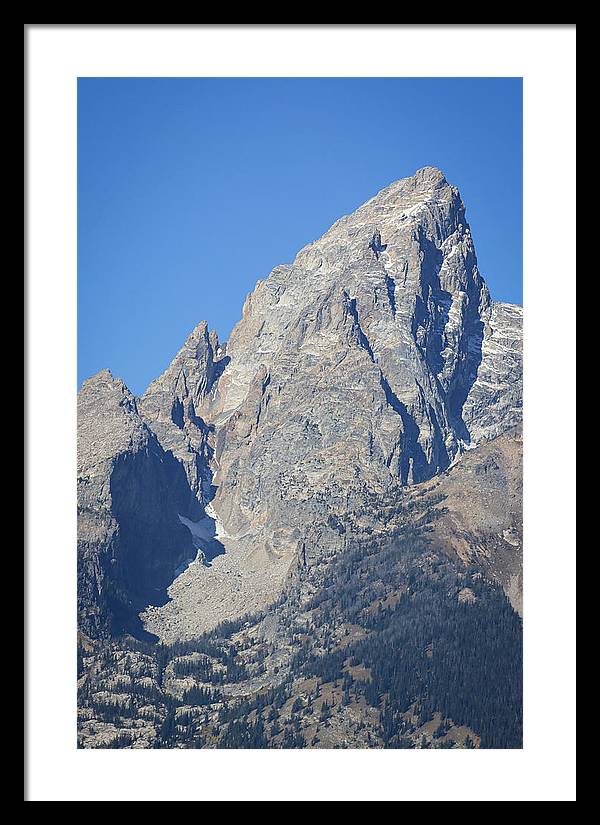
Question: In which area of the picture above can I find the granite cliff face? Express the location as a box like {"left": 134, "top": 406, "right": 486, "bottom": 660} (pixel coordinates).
{"left": 77, "top": 167, "right": 523, "bottom": 642}
{"left": 463, "top": 302, "right": 523, "bottom": 443}
{"left": 210, "top": 166, "right": 490, "bottom": 504}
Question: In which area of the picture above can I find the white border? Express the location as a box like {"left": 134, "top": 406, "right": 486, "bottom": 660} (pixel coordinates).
{"left": 26, "top": 25, "right": 576, "bottom": 802}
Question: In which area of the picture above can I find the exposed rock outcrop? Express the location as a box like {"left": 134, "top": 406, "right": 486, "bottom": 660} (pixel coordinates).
{"left": 137, "top": 320, "right": 227, "bottom": 504}
{"left": 77, "top": 370, "right": 200, "bottom": 638}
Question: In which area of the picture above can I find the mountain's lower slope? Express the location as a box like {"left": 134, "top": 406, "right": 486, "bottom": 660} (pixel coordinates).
{"left": 139, "top": 426, "right": 523, "bottom": 644}
{"left": 77, "top": 427, "right": 522, "bottom": 749}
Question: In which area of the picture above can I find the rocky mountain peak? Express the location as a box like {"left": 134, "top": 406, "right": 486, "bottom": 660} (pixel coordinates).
{"left": 78, "top": 167, "right": 522, "bottom": 642}
{"left": 208, "top": 167, "right": 489, "bottom": 451}
{"left": 413, "top": 164, "right": 447, "bottom": 184}
{"left": 135, "top": 319, "right": 228, "bottom": 505}
{"left": 140, "top": 319, "right": 216, "bottom": 421}
{"left": 77, "top": 369, "right": 147, "bottom": 473}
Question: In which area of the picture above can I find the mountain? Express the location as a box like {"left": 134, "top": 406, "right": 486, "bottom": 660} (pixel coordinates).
{"left": 77, "top": 167, "right": 523, "bottom": 749}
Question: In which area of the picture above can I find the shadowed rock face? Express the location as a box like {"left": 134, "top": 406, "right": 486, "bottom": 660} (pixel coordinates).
{"left": 77, "top": 167, "right": 523, "bottom": 640}
{"left": 77, "top": 370, "right": 201, "bottom": 638}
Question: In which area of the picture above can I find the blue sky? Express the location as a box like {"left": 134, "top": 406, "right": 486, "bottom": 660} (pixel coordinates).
{"left": 78, "top": 77, "right": 522, "bottom": 395}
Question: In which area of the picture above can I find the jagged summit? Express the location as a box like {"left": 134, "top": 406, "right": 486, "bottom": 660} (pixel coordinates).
{"left": 83, "top": 367, "right": 115, "bottom": 384}
{"left": 374, "top": 165, "right": 450, "bottom": 199}
{"left": 304, "top": 166, "right": 462, "bottom": 258}
{"left": 414, "top": 164, "right": 447, "bottom": 181}
{"left": 141, "top": 320, "right": 217, "bottom": 409}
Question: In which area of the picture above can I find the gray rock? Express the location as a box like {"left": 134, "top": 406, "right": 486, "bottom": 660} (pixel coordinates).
{"left": 77, "top": 369, "right": 200, "bottom": 638}
{"left": 209, "top": 169, "right": 514, "bottom": 549}
{"left": 138, "top": 320, "right": 227, "bottom": 504}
